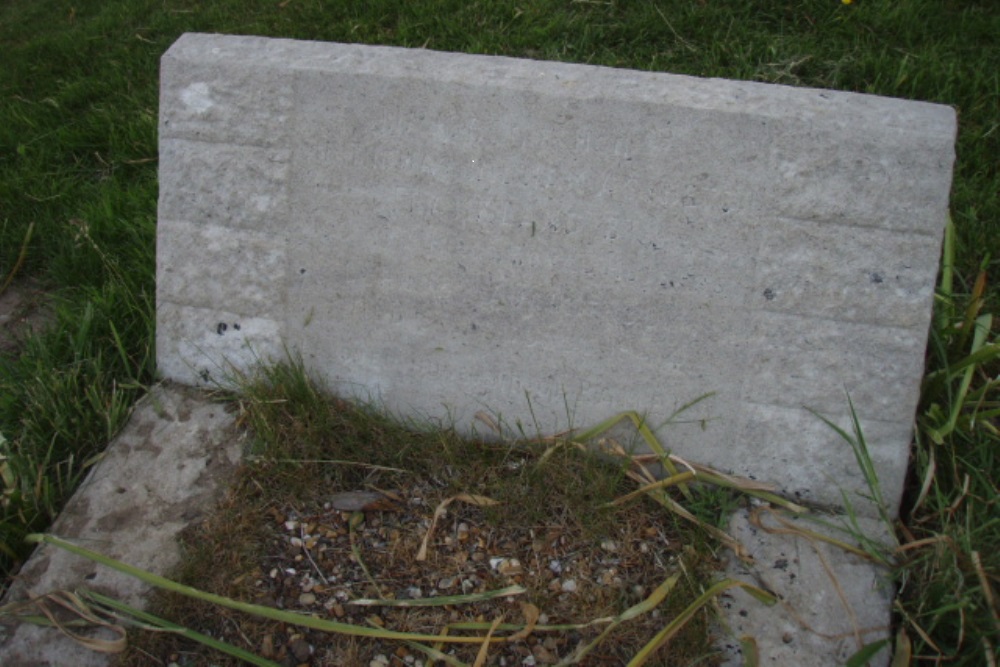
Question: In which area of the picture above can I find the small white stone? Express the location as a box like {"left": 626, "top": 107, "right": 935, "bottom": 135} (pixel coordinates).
{"left": 561, "top": 579, "right": 577, "bottom": 593}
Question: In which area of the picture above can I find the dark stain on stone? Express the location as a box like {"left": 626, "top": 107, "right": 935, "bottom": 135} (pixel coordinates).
{"left": 133, "top": 437, "right": 163, "bottom": 456}
{"left": 134, "top": 420, "right": 155, "bottom": 440}
{"left": 95, "top": 506, "right": 142, "bottom": 533}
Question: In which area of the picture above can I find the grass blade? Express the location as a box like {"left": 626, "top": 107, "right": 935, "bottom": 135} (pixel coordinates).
{"left": 626, "top": 579, "right": 776, "bottom": 666}
{"left": 350, "top": 585, "right": 526, "bottom": 608}
{"left": 26, "top": 534, "right": 513, "bottom": 644}
{"left": 82, "top": 590, "right": 282, "bottom": 667}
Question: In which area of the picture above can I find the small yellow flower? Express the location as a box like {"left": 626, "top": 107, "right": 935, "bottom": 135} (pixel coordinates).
{"left": 842, "top": 0, "right": 853, "bottom": 4}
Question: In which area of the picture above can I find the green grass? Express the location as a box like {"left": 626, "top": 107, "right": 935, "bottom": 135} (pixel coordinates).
{"left": 1, "top": 0, "right": 997, "bottom": 664}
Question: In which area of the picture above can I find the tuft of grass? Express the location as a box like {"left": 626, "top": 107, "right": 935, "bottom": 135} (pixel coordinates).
{"left": 894, "top": 221, "right": 1000, "bottom": 665}
{"left": 0, "top": 216, "right": 155, "bottom": 579}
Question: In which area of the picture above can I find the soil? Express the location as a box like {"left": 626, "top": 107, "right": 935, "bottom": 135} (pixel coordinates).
{"left": 0, "top": 279, "right": 53, "bottom": 356}
{"left": 122, "top": 446, "right": 723, "bottom": 667}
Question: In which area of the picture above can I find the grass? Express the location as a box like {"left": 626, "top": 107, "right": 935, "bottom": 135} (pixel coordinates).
{"left": 0, "top": 0, "right": 997, "bottom": 664}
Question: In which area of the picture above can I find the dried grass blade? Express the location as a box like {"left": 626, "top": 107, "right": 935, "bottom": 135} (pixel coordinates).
{"left": 607, "top": 472, "right": 696, "bottom": 506}
{"left": 892, "top": 599, "right": 942, "bottom": 654}
{"left": 971, "top": 551, "right": 1000, "bottom": 636}
{"left": 570, "top": 411, "right": 693, "bottom": 499}
{"left": 349, "top": 511, "right": 385, "bottom": 598}
{"left": 639, "top": 489, "right": 748, "bottom": 559}
{"left": 691, "top": 470, "right": 807, "bottom": 513}
{"left": 473, "top": 411, "right": 501, "bottom": 435}
{"left": 749, "top": 507, "right": 881, "bottom": 562}
{"left": 351, "top": 585, "right": 525, "bottom": 607}
{"left": 417, "top": 497, "right": 454, "bottom": 561}
{"left": 555, "top": 573, "right": 681, "bottom": 666}
{"left": 404, "top": 640, "right": 470, "bottom": 667}
{"left": 22, "top": 590, "right": 127, "bottom": 654}
{"left": 453, "top": 493, "right": 500, "bottom": 507}
{"left": 83, "top": 590, "right": 281, "bottom": 666}
{"left": 27, "top": 534, "right": 506, "bottom": 644}
{"left": 417, "top": 494, "right": 499, "bottom": 561}
{"left": 508, "top": 602, "right": 540, "bottom": 641}
{"left": 627, "top": 579, "right": 776, "bottom": 666}
{"left": 473, "top": 616, "right": 503, "bottom": 667}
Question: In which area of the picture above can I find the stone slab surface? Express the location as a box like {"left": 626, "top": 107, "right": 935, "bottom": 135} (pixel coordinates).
{"left": 717, "top": 508, "right": 895, "bottom": 666}
{"left": 157, "top": 33, "right": 957, "bottom": 518}
{"left": 0, "top": 384, "right": 242, "bottom": 666}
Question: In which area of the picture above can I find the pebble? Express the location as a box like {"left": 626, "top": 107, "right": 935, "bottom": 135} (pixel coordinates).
{"left": 438, "top": 576, "right": 456, "bottom": 590}
{"left": 288, "top": 636, "right": 311, "bottom": 662}
{"left": 497, "top": 558, "right": 523, "bottom": 576}
{"left": 370, "top": 655, "right": 390, "bottom": 667}
{"left": 298, "top": 592, "right": 316, "bottom": 605}
{"left": 560, "top": 579, "right": 578, "bottom": 593}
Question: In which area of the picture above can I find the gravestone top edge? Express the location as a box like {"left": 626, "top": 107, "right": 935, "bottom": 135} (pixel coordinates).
{"left": 163, "top": 32, "right": 956, "bottom": 139}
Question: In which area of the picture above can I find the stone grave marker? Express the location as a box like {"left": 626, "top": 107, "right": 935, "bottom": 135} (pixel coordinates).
{"left": 157, "top": 33, "right": 956, "bottom": 518}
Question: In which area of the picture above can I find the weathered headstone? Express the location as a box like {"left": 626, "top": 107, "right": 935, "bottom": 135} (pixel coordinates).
{"left": 157, "top": 33, "right": 956, "bottom": 518}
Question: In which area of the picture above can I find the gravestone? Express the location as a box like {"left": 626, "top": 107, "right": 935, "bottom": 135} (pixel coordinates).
{"left": 157, "top": 33, "right": 956, "bottom": 518}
